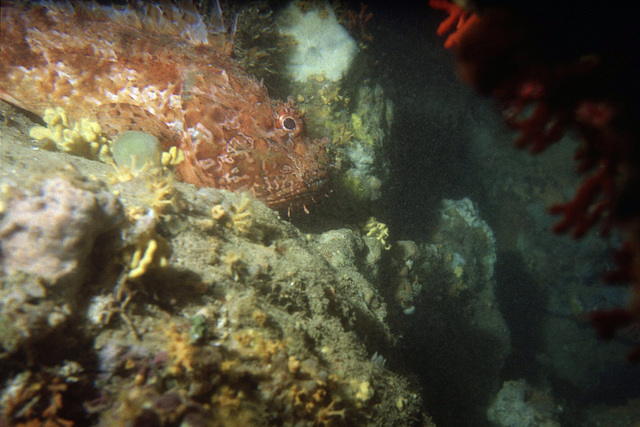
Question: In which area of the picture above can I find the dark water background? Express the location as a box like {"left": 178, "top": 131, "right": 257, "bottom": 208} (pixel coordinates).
{"left": 346, "top": 1, "right": 640, "bottom": 425}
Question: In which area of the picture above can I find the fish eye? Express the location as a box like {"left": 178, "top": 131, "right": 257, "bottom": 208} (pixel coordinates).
{"left": 278, "top": 114, "right": 298, "bottom": 132}
{"left": 282, "top": 117, "right": 296, "bottom": 131}
{"left": 277, "top": 113, "right": 302, "bottom": 136}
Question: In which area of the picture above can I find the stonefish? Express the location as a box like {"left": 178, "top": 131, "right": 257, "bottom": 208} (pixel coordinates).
{"left": 0, "top": 1, "right": 330, "bottom": 213}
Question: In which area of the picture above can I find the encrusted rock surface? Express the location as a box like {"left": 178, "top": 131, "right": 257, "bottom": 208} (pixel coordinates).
{"left": 0, "top": 120, "right": 425, "bottom": 426}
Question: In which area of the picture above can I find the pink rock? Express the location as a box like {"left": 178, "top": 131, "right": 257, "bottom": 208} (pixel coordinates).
{"left": 0, "top": 178, "right": 123, "bottom": 294}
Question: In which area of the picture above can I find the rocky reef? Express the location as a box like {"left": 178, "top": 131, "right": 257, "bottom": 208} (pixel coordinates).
{"left": 6, "top": 2, "right": 603, "bottom": 426}
{"left": 0, "top": 85, "right": 517, "bottom": 424}
{"left": 487, "top": 379, "right": 561, "bottom": 427}
{"left": 0, "top": 108, "right": 427, "bottom": 425}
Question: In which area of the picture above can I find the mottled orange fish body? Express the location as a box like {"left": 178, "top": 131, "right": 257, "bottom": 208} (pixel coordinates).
{"left": 0, "top": 1, "right": 329, "bottom": 211}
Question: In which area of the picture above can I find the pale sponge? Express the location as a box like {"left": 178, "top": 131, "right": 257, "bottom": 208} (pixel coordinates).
{"left": 277, "top": 3, "right": 358, "bottom": 82}
{"left": 111, "top": 130, "right": 162, "bottom": 171}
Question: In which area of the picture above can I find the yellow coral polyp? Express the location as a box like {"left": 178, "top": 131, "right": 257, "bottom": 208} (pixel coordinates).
{"left": 161, "top": 146, "right": 185, "bottom": 167}
{"left": 227, "top": 193, "right": 258, "bottom": 238}
{"left": 231, "top": 206, "right": 253, "bottom": 235}
{"left": 78, "top": 117, "right": 102, "bottom": 142}
{"left": 29, "top": 107, "right": 110, "bottom": 160}
{"left": 29, "top": 125, "right": 57, "bottom": 141}
{"left": 128, "top": 239, "right": 157, "bottom": 279}
{"left": 211, "top": 204, "right": 227, "bottom": 221}
{"left": 146, "top": 173, "right": 179, "bottom": 217}
{"left": 128, "top": 238, "right": 168, "bottom": 279}
{"left": 364, "top": 217, "right": 391, "bottom": 250}
{"left": 43, "top": 106, "right": 69, "bottom": 127}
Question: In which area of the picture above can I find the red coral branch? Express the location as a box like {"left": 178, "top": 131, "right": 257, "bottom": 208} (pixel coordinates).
{"left": 548, "top": 160, "right": 614, "bottom": 238}
{"left": 428, "top": 0, "right": 479, "bottom": 49}
{"left": 504, "top": 100, "right": 568, "bottom": 152}
{"left": 431, "top": 0, "right": 640, "bottom": 361}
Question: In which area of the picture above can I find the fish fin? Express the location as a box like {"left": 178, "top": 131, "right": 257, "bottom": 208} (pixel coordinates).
{"left": 0, "top": 90, "right": 31, "bottom": 112}
{"left": 51, "top": 0, "right": 228, "bottom": 46}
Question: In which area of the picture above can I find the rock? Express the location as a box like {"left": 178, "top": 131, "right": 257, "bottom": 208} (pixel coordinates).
{"left": 0, "top": 177, "right": 123, "bottom": 352}
{"left": 0, "top": 177, "right": 123, "bottom": 292}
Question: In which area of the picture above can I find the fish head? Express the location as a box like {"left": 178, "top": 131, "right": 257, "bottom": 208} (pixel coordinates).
{"left": 175, "top": 78, "right": 331, "bottom": 213}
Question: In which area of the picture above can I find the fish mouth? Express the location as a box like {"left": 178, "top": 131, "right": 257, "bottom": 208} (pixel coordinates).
{"left": 261, "top": 167, "right": 332, "bottom": 214}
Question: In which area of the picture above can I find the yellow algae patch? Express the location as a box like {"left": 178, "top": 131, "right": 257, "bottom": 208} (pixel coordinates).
{"left": 330, "top": 122, "right": 354, "bottom": 146}
{"left": 351, "top": 379, "right": 374, "bottom": 408}
{"left": 164, "top": 323, "right": 196, "bottom": 375}
{"left": 351, "top": 112, "right": 375, "bottom": 146}
{"left": 396, "top": 397, "right": 408, "bottom": 410}
{"left": 30, "top": 107, "right": 110, "bottom": 161}
{"left": 288, "top": 355, "right": 301, "bottom": 374}
{"left": 453, "top": 265, "right": 464, "bottom": 278}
